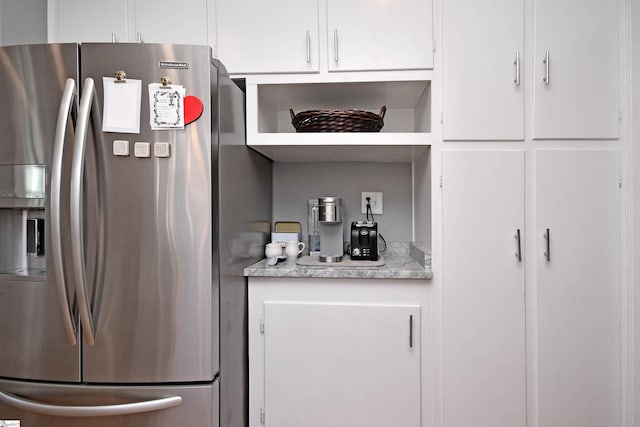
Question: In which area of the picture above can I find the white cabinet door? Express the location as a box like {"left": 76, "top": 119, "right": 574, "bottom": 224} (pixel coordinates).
{"left": 263, "top": 301, "right": 421, "bottom": 427}
{"left": 216, "top": 0, "right": 319, "bottom": 74}
{"left": 442, "top": 0, "right": 524, "bottom": 140}
{"left": 442, "top": 150, "right": 526, "bottom": 427}
{"left": 132, "top": 0, "right": 209, "bottom": 45}
{"left": 49, "top": 0, "right": 127, "bottom": 43}
{"left": 534, "top": 149, "right": 621, "bottom": 427}
{"left": 533, "top": 0, "right": 619, "bottom": 139}
{"left": 1, "top": 0, "right": 47, "bottom": 46}
{"left": 327, "top": 0, "right": 433, "bottom": 71}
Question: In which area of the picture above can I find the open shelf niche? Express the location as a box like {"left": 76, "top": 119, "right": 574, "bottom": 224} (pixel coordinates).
{"left": 245, "top": 77, "right": 432, "bottom": 162}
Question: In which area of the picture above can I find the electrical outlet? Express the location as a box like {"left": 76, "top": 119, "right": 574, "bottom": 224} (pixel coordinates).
{"left": 361, "top": 192, "right": 383, "bottom": 215}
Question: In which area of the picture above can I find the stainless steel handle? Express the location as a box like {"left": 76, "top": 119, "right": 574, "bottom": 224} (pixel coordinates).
{"left": 0, "top": 391, "right": 182, "bottom": 417}
{"left": 409, "top": 315, "right": 413, "bottom": 348}
{"left": 543, "top": 228, "right": 551, "bottom": 262}
{"left": 137, "top": 32, "right": 142, "bottom": 43}
{"left": 52, "top": 78, "right": 77, "bottom": 346}
{"left": 514, "top": 51, "right": 520, "bottom": 86}
{"left": 333, "top": 29, "right": 339, "bottom": 63}
{"left": 542, "top": 50, "right": 550, "bottom": 85}
{"left": 514, "top": 229, "right": 522, "bottom": 262}
{"left": 111, "top": 33, "right": 116, "bottom": 43}
{"left": 71, "top": 78, "right": 97, "bottom": 346}
{"left": 306, "top": 30, "right": 311, "bottom": 63}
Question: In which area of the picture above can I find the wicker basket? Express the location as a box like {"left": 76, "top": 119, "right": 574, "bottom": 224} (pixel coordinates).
{"left": 290, "top": 106, "right": 386, "bottom": 132}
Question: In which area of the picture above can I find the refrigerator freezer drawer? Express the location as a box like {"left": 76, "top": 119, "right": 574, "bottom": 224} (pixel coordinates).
{"left": 0, "top": 379, "right": 218, "bottom": 427}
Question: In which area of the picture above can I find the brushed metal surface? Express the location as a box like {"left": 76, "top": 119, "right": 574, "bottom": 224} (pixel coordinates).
{"left": 78, "top": 43, "right": 215, "bottom": 383}
{"left": 216, "top": 64, "right": 273, "bottom": 427}
{"left": 0, "top": 379, "right": 216, "bottom": 427}
{"left": 0, "top": 43, "right": 80, "bottom": 382}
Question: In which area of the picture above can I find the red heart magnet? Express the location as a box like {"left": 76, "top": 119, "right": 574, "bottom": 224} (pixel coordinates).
{"left": 184, "top": 96, "right": 204, "bottom": 125}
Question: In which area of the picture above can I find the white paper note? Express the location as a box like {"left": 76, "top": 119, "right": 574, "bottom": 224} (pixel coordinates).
{"left": 102, "top": 77, "right": 142, "bottom": 134}
{"left": 149, "top": 83, "right": 185, "bottom": 130}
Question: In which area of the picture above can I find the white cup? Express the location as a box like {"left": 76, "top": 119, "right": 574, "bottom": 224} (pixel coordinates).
{"left": 285, "top": 241, "right": 306, "bottom": 260}
{"left": 265, "top": 242, "right": 283, "bottom": 265}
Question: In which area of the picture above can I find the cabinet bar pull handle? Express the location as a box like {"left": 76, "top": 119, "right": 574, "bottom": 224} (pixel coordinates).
{"left": 111, "top": 33, "right": 116, "bottom": 43}
{"left": 306, "top": 30, "right": 311, "bottom": 63}
{"left": 515, "top": 229, "right": 522, "bottom": 262}
{"left": 543, "top": 228, "right": 551, "bottom": 262}
{"left": 137, "top": 32, "right": 142, "bottom": 43}
{"left": 409, "top": 315, "right": 413, "bottom": 348}
{"left": 333, "top": 29, "right": 339, "bottom": 63}
{"left": 514, "top": 51, "right": 521, "bottom": 86}
{"left": 542, "top": 50, "right": 550, "bottom": 85}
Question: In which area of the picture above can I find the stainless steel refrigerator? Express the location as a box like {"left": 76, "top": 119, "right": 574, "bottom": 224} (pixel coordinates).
{"left": 0, "top": 43, "right": 272, "bottom": 426}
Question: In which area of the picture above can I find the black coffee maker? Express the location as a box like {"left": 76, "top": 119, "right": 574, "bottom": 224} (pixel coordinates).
{"left": 350, "top": 221, "right": 378, "bottom": 261}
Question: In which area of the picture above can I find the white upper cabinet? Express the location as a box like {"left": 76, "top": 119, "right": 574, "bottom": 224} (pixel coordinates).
{"left": 131, "top": 0, "right": 209, "bottom": 45}
{"left": 216, "top": 0, "right": 319, "bottom": 74}
{"left": 327, "top": 0, "right": 433, "bottom": 72}
{"left": 0, "top": 0, "right": 48, "bottom": 46}
{"left": 48, "top": 0, "right": 210, "bottom": 45}
{"left": 49, "top": 0, "right": 128, "bottom": 43}
{"left": 216, "top": 0, "right": 433, "bottom": 74}
{"left": 533, "top": 0, "right": 619, "bottom": 139}
{"left": 442, "top": 0, "right": 524, "bottom": 140}
{"left": 443, "top": 0, "right": 619, "bottom": 141}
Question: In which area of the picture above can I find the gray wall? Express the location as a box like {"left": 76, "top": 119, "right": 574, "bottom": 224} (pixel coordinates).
{"left": 0, "top": 0, "right": 47, "bottom": 46}
{"left": 272, "top": 162, "right": 413, "bottom": 246}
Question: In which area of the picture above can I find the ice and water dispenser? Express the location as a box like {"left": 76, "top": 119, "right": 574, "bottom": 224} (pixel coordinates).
{"left": 0, "top": 165, "right": 46, "bottom": 276}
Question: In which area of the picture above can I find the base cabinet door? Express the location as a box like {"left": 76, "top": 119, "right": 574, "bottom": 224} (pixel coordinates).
{"left": 264, "top": 301, "right": 420, "bottom": 427}
{"left": 248, "top": 278, "right": 429, "bottom": 427}
{"left": 442, "top": 149, "right": 526, "bottom": 427}
{"left": 533, "top": 149, "right": 621, "bottom": 427}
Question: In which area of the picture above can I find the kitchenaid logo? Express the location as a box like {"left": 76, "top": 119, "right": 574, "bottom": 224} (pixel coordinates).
{"left": 159, "top": 61, "right": 189, "bottom": 69}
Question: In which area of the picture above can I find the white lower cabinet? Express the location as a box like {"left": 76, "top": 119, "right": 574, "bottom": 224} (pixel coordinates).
{"left": 534, "top": 149, "right": 621, "bottom": 427}
{"left": 248, "top": 277, "right": 431, "bottom": 427}
{"left": 442, "top": 148, "right": 622, "bottom": 427}
{"left": 442, "top": 149, "right": 526, "bottom": 427}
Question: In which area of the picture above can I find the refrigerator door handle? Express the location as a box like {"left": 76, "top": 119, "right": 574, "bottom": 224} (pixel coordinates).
{"left": 52, "top": 78, "right": 78, "bottom": 346}
{"left": 70, "top": 77, "right": 98, "bottom": 346}
{"left": 0, "top": 391, "right": 182, "bottom": 417}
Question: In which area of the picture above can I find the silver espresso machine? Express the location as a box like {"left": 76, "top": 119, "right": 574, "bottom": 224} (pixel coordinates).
{"left": 318, "top": 196, "right": 344, "bottom": 263}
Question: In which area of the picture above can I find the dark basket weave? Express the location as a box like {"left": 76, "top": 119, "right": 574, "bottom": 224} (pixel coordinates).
{"left": 290, "top": 106, "right": 386, "bottom": 132}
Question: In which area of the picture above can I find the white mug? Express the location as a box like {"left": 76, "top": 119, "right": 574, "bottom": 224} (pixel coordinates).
{"left": 285, "top": 241, "right": 305, "bottom": 260}
{"left": 265, "top": 242, "right": 283, "bottom": 265}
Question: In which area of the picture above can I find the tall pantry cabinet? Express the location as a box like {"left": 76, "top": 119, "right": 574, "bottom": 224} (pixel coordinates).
{"left": 441, "top": 0, "right": 623, "bottom": 426}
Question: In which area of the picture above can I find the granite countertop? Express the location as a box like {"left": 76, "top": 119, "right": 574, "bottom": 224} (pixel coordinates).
{"left": 244, "top": 242, "right": 432, "bottom": 280}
